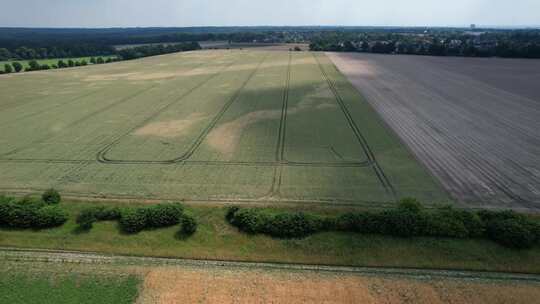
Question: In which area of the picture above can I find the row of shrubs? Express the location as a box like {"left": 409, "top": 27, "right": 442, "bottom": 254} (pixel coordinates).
{"left": 226, "top": 198, "right": 540, "bottom": 249}
{"left": 1, "top": 57, "right": 118, "bottom": 74}
{"left": 76, "top": 203, "right": 197, "bottom": 235}
{"left": 0, "top": 189, "right": 66, "bottom": 229}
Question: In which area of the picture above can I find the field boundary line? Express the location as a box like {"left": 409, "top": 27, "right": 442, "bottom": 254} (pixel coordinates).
{"left": 1, "top": 247, "right": 540, "bottom": 282}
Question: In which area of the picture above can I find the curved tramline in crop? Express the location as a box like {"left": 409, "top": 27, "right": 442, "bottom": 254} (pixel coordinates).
{"left": 96, "top": 54, "right": 265, "bottom": 164}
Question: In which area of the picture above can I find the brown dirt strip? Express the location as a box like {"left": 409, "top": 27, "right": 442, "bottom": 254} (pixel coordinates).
{"left": 137, "top": 267, "right": 540, "bottom": 304}
{"left": 0, "top": 248, "right": 538, "bottom": 304}
{"left": 328, "top": 52, "right": 540, "bottom": 211}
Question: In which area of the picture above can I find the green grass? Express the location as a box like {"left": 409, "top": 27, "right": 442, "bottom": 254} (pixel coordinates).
{"left": 0, "top": 56, "right": 117, "bottom": 71}
{"left": 0, "top": 49, "right": 449, "bottom": 204}
{"left": 0, "top": 265, "right": 140, "bottom": 304}
{"left": 0, "top": 200, "right": 538, "bottom": 274}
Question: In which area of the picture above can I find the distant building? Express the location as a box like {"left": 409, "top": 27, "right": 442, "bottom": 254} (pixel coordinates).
{"left": 470, "top": 24, "right": 476, "bottom": 30}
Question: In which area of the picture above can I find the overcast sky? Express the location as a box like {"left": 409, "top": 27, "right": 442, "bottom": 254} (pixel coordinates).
{"left": 1, "top": 0, "right": 539, "bottom": 28}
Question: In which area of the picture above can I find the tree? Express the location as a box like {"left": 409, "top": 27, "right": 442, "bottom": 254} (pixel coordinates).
{"left": 12, "top": 62, "right": 23, "bottom": 72}
{"left": 4, "top": 64, "right": 12, "bottom": 73}
{"left": 96, "top": 57, "right": 104, "bottom": 64}
{"left": 90, "top": 57, "right": 96, "bottom": 64}
{"left": 57, "top": 60, "right": 67, "bottom": 68}
{"left": 0, "top": 48, "right": 11, "bottom": 61}
{"left": 80, "top": 60, "right": 88, "bottom": 66}
{"left": 68, "top": 59, "right": 75, "bottom": 67}
{"left": 28, "top": 60, "right": 40, "bottom": 70}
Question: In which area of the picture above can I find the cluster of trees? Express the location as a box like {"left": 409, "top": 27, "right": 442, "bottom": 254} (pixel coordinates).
{"left": 226, "top": 198, "right": 540, "bottom": 249}
{"left": 1, "top": 57, "right": 117, "bottom": 74}
{"left": 76, "top": 203, "right": 197, "bottom": 236}
{"left": 0, "top": 45, "right": 114, "bottom": 61}
{"left": 116, "top": 42, "right": 201, "bottom": 60}
{"left": 309, "top": 30, "right": 540, "bottom": 58}
{"left": 0, "top": 189, "right": 67, "bottom": 230}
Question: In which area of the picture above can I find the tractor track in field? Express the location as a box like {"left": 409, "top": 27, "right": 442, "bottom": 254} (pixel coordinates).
{"left": 0, "top": 83, "right": 163, "bottom": 158}
{"left": 96, "top": 53, "right": 265, "bottom": 164}
{"left": 2, "top": 247, "right": 540, "bottom": 283}
{"left": 0, "top": 88, "right": 103, "bottom": 128}
{"left": 269, "top": 52, "right": 292, "bottom": 197}
{"left": 0, "top": 59, "right": 218, "bottom": 158}
{"left": 313, "top": 53, "right": 396, "bottom": 198}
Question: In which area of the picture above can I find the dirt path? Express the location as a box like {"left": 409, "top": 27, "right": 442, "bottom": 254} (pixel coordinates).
{"left": 328, "top": 52, "right": 540, "bottom": 211}
{"left": 1, "top": 248, "right": 539, "bottom": 304}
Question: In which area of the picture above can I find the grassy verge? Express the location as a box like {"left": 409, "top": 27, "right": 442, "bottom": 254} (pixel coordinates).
{"left": 0, "top": 200, "right": 539, "bottom": 274}
{"left": 0, "top": 261, "right": 140, "bottom": 304}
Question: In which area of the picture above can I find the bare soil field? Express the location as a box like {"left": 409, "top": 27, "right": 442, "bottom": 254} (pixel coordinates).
{"left": 329, "top": 53, "right": 540, "bottom": 211}
{"left": 137, "top": 267, "right": 540, "bottom": 304}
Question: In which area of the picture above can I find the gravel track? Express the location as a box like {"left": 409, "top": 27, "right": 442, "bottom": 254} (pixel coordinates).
{"left": 328, "top": 53, "right": 540, "bottom": 211}
{"left": 1, "top": 247, "right": 539, "bottom": 283}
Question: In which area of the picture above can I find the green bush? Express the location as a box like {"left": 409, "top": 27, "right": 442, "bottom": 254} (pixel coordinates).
{"left": 229, "top": 208, "right": 271, "bottom": 234}
{"left": 76, "top": 209, "right": 97, "bottom": 230}
{"left": 76, "top": 206, "right": 123, "bottom": 230}
{"left": 34, "top": 205, "right": 68, "bottom": 228}
{"left": 42, "top": 189, "right": 61, "bottom": 204}
{"left": 225, "top": 206, "right": 240, "bottom": 223}
{"left": 0, "top": 196, "right": 66, "bottom": 229}
{"left": 119, "top": 203, "right": 184, "bottom": 234}
{"left": 378, "top": 208, "right": 425, "bottom": 237}
{"left": 266, "top": 213, "right": 322, "bottom": 238}
{"left": 119, "top": 209, "right": 148, "bottom": 234}
{"left": 145, "top": 203, "right": 183, "bottom": 228}
{"left": 225, "top": 200, "right": 540, "bottom": 249}
{"left": 424, "top": 211, "right": 468, "bottom": 238}
{"left": 487, "top": 218, "right": 536, "bottom": 249}
{"left": 180, "top": 214, "right": 197, "bottom": 236}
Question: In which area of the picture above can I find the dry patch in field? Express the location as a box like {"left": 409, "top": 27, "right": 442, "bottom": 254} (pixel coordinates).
{"left": 135, "top": 113, "right": 207, "bottom": 138}
{"left": 136, "top": 267, "right": 540, "bottom": 304}
{"left": 207, "top": 109, "right": 282, "bottom": 156}
{"left": 206, "top": 84, "right": 335, "bottom": 157}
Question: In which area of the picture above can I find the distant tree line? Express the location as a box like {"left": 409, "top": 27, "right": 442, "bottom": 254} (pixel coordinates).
{"left": 0, "top": 56, "right": 118, "bottom": 74}
{"left": 1, "top": 42, "right": 200, "bottom": 74}
{"left": 116, "top": 42, "right": 201, "bottom": 60}
{"left": 309, "top": 30, "right": 540, "bottom": 58}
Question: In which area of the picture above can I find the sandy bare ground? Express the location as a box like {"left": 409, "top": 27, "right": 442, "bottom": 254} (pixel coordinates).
{"left": 137, "top": 267, "right": 540, "bottom": 304}
{"left": 328, "top": 52, "right": 540, "bottom": 211}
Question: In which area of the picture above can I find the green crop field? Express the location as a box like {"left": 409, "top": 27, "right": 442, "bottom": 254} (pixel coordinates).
{"left": 0, "top": 263, "right": 140, "bottom": 304}
{"left": 0, "top": 49, "right": 448, "bottom": 205}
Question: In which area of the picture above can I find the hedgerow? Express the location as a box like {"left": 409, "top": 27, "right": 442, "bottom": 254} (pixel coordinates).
{"left": 76, "top": 206, "right": 122, "bottom": 230}
{"left": 75, "top": 203, "right": 191, "bottom": 236}
{"left": 226, "top": 199, "right": 540, "bottom": 249}
{"left": 0, "top": 192, "right": 67, "bottom": 229}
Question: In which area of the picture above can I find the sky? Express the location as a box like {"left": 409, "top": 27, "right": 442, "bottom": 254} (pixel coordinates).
{"left": 1, "top": 0, "right": 539, "bottom": 28}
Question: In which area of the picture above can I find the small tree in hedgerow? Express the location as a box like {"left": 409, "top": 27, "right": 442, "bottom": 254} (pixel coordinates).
{"left": 11, "top": 62, "right": 23, "bottom": 72}
{"left": 4, "top": 63, "right": 12, "bottom": 73}
{"left": 42, "top": 188, "right": 61, "bottom": 204}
